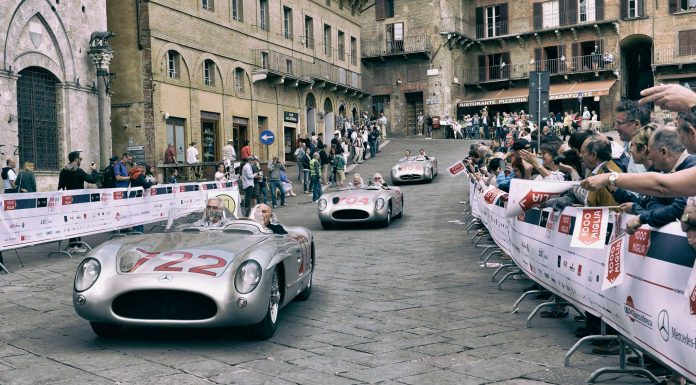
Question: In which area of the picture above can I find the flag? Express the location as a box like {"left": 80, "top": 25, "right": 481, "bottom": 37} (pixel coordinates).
{"left": 505, "top": 179, "right": 578, "bottom": 217}
{"left": 447, "top": 160, "right": 467, "bottom": 177}
{"left": 570, "top": 207, "right": 609, "bottom": 249}
{"left": 601, "top": 236, "right": 625, "bottom": 290}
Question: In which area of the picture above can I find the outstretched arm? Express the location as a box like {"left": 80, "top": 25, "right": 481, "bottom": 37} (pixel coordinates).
{"left": 581, "top": 168, "right": 696, "bottom": 198}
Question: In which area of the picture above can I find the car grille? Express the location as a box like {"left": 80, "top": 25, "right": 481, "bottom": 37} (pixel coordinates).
{"left": 112, "top": 289, "right": 217, "bottom": 320}
{"left": 333, "top": 209, "right": 370, "bottom": 220}
{"left": 401, "top": 174, "right": 422, "bottom": 180}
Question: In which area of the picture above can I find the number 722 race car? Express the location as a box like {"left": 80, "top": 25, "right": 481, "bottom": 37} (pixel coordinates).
{"left": 72, "top": 208, "right": 314, "bottom": 339}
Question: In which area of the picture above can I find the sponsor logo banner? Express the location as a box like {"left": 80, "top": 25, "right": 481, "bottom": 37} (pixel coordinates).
{"left": 505, "top": 179, "right": 578, "bottom": 217}
{"left": 447, "top": 161, "right": 467, "bottom": 177}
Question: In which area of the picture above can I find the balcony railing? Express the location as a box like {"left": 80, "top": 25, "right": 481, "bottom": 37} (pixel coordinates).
{"left": 463, "top": 54, "right": 616, "bottom": 84}
{"left": 361, "top": 35, "right": 431, "bottom": 58}
{"left": 251, "top": 49, "right": 362, "bottom": 90}
{"left": 440, "top": 16, "right": 476, "bottom": 37}
{"left": 654, "top": 46, "right": 696, "bottom": 66}
{"left": 532, "top": 6, "right": 606, "bottom": 30}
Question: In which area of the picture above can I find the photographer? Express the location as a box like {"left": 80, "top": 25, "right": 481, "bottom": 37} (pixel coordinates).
{"left": 268, "top": 156, "right": 287, "bottom": 208}
{"left": 58, "top": 151, "right": 99, "bottom": 253}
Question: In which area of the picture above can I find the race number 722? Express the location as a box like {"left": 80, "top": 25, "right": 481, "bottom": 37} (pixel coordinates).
{"left": 129, "top": 248, "right": 227, "bottom": 276}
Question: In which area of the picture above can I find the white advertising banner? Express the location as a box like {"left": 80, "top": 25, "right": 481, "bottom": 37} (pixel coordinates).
{"left": 469, "top": 181, "right": 696, "bottom": 382}
{"left": 0, "top": 181, "right": 240, "bottom": 252}
{"left": 505, "top": 178, "right": 578, "bottom": 217}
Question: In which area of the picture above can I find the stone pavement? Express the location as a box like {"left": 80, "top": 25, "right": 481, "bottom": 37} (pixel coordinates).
{"left": 0, "top": 137, "right": 656, "bottom": 384}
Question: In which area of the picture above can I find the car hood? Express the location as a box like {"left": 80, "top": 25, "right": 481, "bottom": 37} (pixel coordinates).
{"left": 324, "top": 189, "right": 378, "bottom": 207}
{"left": 115, "top": 232, "right": 266, "bottom": 275}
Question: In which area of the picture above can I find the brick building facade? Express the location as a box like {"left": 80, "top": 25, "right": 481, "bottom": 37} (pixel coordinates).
{"left": 108, "top": 0, "right": 368, "bottom": 168}
{"left": 360, "top": 0, "right": 696, "bottom": 135}
{"left": 0, "top": 0, "right": 108, "bottom": 190}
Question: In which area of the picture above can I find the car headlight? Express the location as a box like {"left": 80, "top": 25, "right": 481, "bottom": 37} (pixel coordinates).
{"left": 318, "top": 198, "right": 327, "bottom": 211}
{"left": 397, "top": 167, "right": 402, "bottom": 171}
{"left": 376, "top": 198, "right": 385, "bottom": 211}
{"left": 119, "top": 250, "right": 141, "bottom": 273}
{"left": 75, "top": 258, "right": 101, "bottom": 292}
{"left": 235, "top": 260, "right": 262, "bottom": 294}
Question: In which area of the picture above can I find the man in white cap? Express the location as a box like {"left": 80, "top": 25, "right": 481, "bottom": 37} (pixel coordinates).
{"left": 222, "top": 138, "right": 236, "bottom": 175}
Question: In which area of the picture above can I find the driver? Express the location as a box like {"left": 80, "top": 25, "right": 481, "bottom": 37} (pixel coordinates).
{"left": 193, "top": 197, "right": 230, "bottom": 227}
{"left": 351, "top": 173, "right": 364, "bottom": 188}
{"left": 371, "top": 172, "right": 385, "bottom": 187}
{"left": 251, "top": 203, "right": 288, "bottom": 235}
{"left": 417, "top": 148, "right": 429, "bottom": 160}
{"left": 400, "top": 149, "right": 412, "bottom": 162}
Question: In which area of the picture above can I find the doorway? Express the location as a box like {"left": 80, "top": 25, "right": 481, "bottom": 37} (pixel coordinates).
{"left": 284, "top": 127, "right": 295, "bottom": 160}
{"left": 232, "top": 117, "right": 248, "bottom": 157}
{"left": 306, "top": 93, "right": 316, "bottom": 136}
{"left": 166, "top": 117, "right": 186, "bottom": 163}
{"left": 405, "top": 92, "right": 423, "bottom": 136}
{"left": 621, "top": 35, "right": 653, "bottom": 100}
{"left": 323, "top": 97, "right": 334, "bottom": 140}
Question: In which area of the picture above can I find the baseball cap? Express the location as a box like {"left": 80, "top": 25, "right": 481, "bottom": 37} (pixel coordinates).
{"left": 511, "top": 139, "right": 531, "bottom": 151}
{"left": 109, "top": 155, "right": 119, "bottom": 162}
{"left": 68, "top": 151, "right": 82, "bottom": 162}
{"left": 227, "top": 139, "right": 233, "bottom": 142}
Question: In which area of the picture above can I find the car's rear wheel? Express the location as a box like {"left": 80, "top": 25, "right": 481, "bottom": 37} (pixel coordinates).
{"left": 425, "top": 168, "right": 433, "bottom": 182}
{"left": 90, "top": 322, "right": 122, "bottom": 338}
{"left": 295, "top": 253, "right": 313, "bottom": 301}
{"left": 381, "top": 202, "right": 392, "bottom": 227}
{"left": 320, "top": 220, "right": 333, "bottom": 229}
{"left": 251, "top": 268, "right": 280, "bottom": 339}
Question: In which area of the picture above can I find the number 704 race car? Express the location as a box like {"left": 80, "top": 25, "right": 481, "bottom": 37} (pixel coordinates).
{"left": 72, "top": 208, "right": 314, "bottom": 339}
{"left": 317, "top": 185, "right": 403, "bottom": 228}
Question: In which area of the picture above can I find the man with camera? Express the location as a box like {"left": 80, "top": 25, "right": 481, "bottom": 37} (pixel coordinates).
{"left": 268, "top": 156, "right": 288, "bottom": 208}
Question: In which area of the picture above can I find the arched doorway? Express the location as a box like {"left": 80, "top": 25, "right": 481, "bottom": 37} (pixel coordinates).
{"left": 306, "top": 93, "right": 316, "bottom": 135}
{"left": 352, "top": 107, "right": 358, "bottom": 123}
{"left": 323, "top": 98, "right": 334, "bottom": 140}
{"left": 620, "top": 35, "right": 653, "bottom": 100}
{"left": 17, "top": 67, "right": 60, "bottom": 170}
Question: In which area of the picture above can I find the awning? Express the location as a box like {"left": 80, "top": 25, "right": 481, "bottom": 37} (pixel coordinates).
{"left": 457, "top": 79, "right": 616, "bottom": 108}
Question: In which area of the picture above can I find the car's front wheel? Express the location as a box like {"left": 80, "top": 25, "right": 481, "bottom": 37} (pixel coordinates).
{"left": 251, "top": 268, "right": 280, "bottom": 339}
{"left": 381, "top": 202, "right": 392, "bottom": 227}
{"left": 90, "top": 322, "right": 122, "bottom": 338}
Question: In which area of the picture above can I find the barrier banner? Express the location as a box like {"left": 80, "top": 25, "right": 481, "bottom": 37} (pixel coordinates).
{"left": 447, "top": 160, "right": 468, "bottom": 177}
{"left": 0, "top": 181, "right": 240, "bottom": 252}
{"left": 570, "top": 207, "right": 609, "bottom": 249}
{"left": 505, "top": 178, "right": 578, "bottom": 217}
{"left": 469, "top": 178, "right": 696, "bottom": 382}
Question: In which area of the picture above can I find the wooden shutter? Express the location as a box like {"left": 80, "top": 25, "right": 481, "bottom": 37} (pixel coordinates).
{"left": 533, "top": 3, "right": 543, "bottom": 29}
{"left": 534, "top": 48, "right": 543, "bottom": 72}
{"left": 475, "top": 7, "right": 484, "bottom": 38}
{"left": 596, "top": 0, "right": 604, "bottom": 20}
{"left": 500, "top": 3, "right": 509, "bottom": 35}
{"left": 559, "top": 0, "right": 567, "bottom": 25}
{"left": 620, "top": 0, "right": 627, "bottom": 19}
{"left": 558, "top": 44, "right": 566, "bottom": 72}
{"left": 503, "top": 52, "right": 511, "bottom": 78}
{"left": 596, "top": 39, "right": 604, "bottom": 55}
{"left": 669, "top": 0, "right": 678, "bottom": 14}
{"left": 376, "top": 0, "right": 385, "bottom": 20}
{"left": 571, "top": 42, "right": 580, "bottom": 72}
{"left": 638, "top": 0, "right": 645, "bottom": 16}
{"left": 566, "top": 0, "right": 578, "bottom": 25}
{"left": 478, "top": 55, "right": 487, "bottom": 82}
{"left": 678, "top": 30, "right": 696, "bottom": 55}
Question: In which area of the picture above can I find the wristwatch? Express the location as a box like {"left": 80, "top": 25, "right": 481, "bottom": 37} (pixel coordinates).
{"left": 682, "top": 212, "right": 691, "bottom": 224}
{"left": 608, "top": 172, "right": 619, "bottom": 188}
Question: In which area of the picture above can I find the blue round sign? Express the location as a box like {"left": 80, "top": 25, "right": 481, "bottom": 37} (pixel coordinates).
{"left": 259, "top": 130, "right": 275, "bottom": 145}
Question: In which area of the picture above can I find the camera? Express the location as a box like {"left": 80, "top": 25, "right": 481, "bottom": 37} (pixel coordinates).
{"left": 552, "top": 155, "right": 566, "bottom": 165}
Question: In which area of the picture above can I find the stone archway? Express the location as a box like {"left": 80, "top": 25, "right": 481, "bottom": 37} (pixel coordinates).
{"left": 620, "top": 34, "right": 653, "bottom": 100}
{"left": 305, "top": 93, "right": 316, "bottom": 135}
{"left": 323, "top": 97, "right": 334, "bottom": 140}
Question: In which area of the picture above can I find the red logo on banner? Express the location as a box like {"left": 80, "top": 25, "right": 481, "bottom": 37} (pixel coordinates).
{"left": 625, "top": 296, "right": 635, "bottom": 322}
{"left": 101, "top": 193, "right": 108, "bottom": 203}
{"left": 62, "top": 196, "right": 73, "bottom": 205}
{"left": 628, "top": 229, "right": 650, "bottom": 256}
{"left": 150, "top": 189, "right": 157, "bottom": 196}
{"left": 606, "top": 238, "right": 622, "bottom": 283}
{"left": 202, "top": 184, "right": 208, "bottom": 190}
{"left": 518, "top": 190, "right": 559, "bottom": 212}
{"left": 690, "top": 284, "right": 696, "bottom": 315}
{"left": 484, "top": 189, "right": 500, "bottom": 204}
{"left": 578, "top": 209, "right": 603, "bottom": 245}
{"left": 448, "top": 162, "right": 465, "bottom": 176}
{"left": 4, "top": 200, "right": 16, "bottom": 210}
{"left": 180, "top": 186, "right": 186, "bottom": 192}
{"left": 113, "top": 191, "right": 124, "bottom": 200}
{"left": 558, "top": 214, "right": 572, "bottom": 234}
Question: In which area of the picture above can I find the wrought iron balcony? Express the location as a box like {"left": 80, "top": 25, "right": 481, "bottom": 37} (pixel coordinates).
{"left": 361, "top": 35, "right": 431, "bottom": 58}
{"left": 654, "top": 47, "right": 696, "bottom": 66}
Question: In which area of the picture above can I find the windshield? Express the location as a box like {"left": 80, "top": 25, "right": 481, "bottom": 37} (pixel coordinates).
{"left": 165, "top": 207, "right": 236, "bottom": 231}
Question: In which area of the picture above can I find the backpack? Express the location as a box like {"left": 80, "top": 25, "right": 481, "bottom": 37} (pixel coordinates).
{"left": 101, "top": 165, "right": 116, "bottom": 188}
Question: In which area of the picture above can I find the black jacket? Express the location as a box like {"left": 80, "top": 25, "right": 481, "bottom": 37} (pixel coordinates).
{"left": 58, "top": 164, "right": 99, "bottom": 190}
{"left": 637, "top": 155, "right": 696, "bottom": 228}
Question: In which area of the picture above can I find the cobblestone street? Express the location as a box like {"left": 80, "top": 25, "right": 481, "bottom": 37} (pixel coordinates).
{"left": 0, "top": 138, "right": 651, "bottom": 385}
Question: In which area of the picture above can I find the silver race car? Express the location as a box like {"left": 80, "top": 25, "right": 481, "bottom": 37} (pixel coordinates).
{"left": 391, "top": 156, "right": 438, "bottom": 184}
{"left": 317, "top": 184, "right": 403, "bottom": 229}
{"left": 72, "top": 207, "right": 314, "bottom": 339}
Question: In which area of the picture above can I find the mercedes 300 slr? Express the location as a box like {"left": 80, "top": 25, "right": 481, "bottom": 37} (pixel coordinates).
{"left": 391, "top": 156, "right": 438, "bottom": 184}
{"left": 72, "top": 209, "right": 314, "bottom": 339}
{"left": 317, "top": 185, "right": 403, "bottom": 229}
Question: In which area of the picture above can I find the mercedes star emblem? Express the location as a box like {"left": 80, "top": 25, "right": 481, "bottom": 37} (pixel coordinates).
{"left": 158, "top": 274, "right": 173, "bottom": 283}
{"left": 657, "top": 310, "right": 669, "bottom": 341}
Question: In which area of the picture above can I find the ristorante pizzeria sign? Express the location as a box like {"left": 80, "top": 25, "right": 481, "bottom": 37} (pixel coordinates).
{"left": 458, "top": 91, "right": 600, "bottom": 107}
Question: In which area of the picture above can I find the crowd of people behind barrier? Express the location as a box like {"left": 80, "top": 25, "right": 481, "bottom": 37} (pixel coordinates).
{"left": 465, "top": 83, "right": 696, "bottom": 385}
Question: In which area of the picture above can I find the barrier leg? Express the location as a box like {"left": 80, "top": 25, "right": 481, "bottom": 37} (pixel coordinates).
{"left": 497, "top": 268, "right": 523, "bottom": 290}
{"left": 0, "top": 261, "right": 9, "bottom": 274}
{"left": 564, "top": 335, "right": 619, "bottom": 367}
{"left": 48, "top": 240, "right": 73, "bottom": 259}
{"left": 586, "top": 339, "right": 661, "bottom": 384}
{"left": 526, "top": 297, "right": 558, "bottom": 328}
{"left": 13, "top": 249, "right": 24, "bottom": 267}
{"left": 482, "top": 250, "right": 502, "bottom": 264}
{"left": 474, "top": 236, "right": 492, "bottom": 247}
{"left": 511, "top": 289, "right": 544, "bottom": 313}
{"left": 491, "top": 263, "right": 515, "bottom": 282}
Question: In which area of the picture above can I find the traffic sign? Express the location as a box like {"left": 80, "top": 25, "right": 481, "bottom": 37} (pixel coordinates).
{"left": 259, "top": 130, "right": 275, "bottom": 145}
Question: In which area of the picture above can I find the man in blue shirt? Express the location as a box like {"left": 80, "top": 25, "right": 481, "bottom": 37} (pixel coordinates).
{"left": 114, "top": 153, "right": 132, "bottom": 188}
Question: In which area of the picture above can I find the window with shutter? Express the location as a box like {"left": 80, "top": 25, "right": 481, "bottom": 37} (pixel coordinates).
{"left": 566, "top": 0, "right": 578, "bottom": 24}
{"left": 679, "top": 30, "right": 696, "bottom": 56}
{"left": 232, "top": 0, "right": 243, "bottom": 21}
{"left": 534, "top": 48, "right": 543, "bottom": 72}
{"left": 669, "top": 0, "right": 678, "bottom": 13}
{"left": 376, "top": 0, "right": 385, "bottom": 20}
{"left": 533, "top": 3, "right": 543, "bottom": 29}
{"left": 595, "top": 0, "right": 604, "bottom": 20}
{"left": 542, "top": 0, "right": 560, "bottom": 28}
{"left": 475, "top": 7, "right": 484, "bottom": 38}
{"left": 499, "top": 4, "right": 508, "bottom": 35}
{"left": 637, "top": 0, "right": 644, "bottom": 16}
{"left": 385, "top": 0, "right": 394, "bottom": 18}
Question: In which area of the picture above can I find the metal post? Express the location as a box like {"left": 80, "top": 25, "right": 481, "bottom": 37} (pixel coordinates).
{"left": 537, "top": 72, "right": 542, "bottom": 152}
{"left": 89, "top": 34, "right": 115, "bottom": 167}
